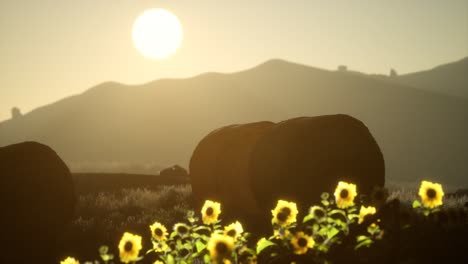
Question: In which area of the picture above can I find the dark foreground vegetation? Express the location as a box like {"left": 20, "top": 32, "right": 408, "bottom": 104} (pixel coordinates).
{"left": 56, "top": 181, "right": 468, "bottom": 264}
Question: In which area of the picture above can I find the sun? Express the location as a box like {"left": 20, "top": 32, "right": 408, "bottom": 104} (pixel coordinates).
{"left": 132, "top": 9, "right": 183, "bottom": 60}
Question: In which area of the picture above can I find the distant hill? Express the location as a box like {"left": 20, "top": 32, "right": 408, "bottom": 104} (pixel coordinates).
{"left": 393, "top": 57, "right": 468, "bottom": 98}
{"left": 1, "top": 58, "right": 467, "bottom": 188}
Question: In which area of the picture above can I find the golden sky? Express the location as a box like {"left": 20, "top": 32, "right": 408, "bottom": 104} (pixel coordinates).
{"left": 1, "top": 0, "right": 467, "bottom": 121}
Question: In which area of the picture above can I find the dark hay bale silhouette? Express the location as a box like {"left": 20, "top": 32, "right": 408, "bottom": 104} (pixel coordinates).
{"left": 189, "top": 121, "right": 274, "bottom": 223}
{"left": 190, "top": 115, "right": 384, "bottom": 233}
{"left": 0, "top": 142, "right": 76, "bottom": 262}
{"left": 250, "top": 115, "right": 385, "bottom": 211}
{"left": 159, "top": 164, "right": 189, "bottom": 178}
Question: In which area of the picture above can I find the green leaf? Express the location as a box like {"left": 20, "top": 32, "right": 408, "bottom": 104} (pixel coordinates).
{"left": 256, "top": 238, "right": 276, "bottom": 254}
{"left": 347, "top": 213, "right": 359, "bottom": 221}
{"left": 412, "top": 200, "right": 422, "bottom": 208}
{"left": 354, "top": 238, "right": 373, "bottom": 250}
{"left": 193, "top": 226, "right": 211, "bottom": 232}
{"left": 356, "top": 235, "right": 369, "bottom": 242}
{"left": 321, "top": 200, "right": 330, "bottom": 207}
{"left": 329, "top": 209, "right": 346, "bottom": 217}
{"left": 326, "top": 227, "right": 340, "bottom": 239}
{"left": 303, "top": 214, "right": 314, "bottom": 223}
{"left": 195, "top": 240, "right": 206, "bottom": 252}
{"left": 167, "top": 254, "right": 176, "bottom": 264}
{"left": 204, "top": 253, "right": 211, "bottom": 263}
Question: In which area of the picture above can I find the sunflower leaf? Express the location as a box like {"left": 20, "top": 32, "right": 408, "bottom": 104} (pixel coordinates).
{"left": 256, "top": 238, "right": 276, "bottom": 254}
{"left": 326, "top": 227, "right": 340, "bottom": 239}
{"left": 412, "top": 200, "right": 422, "bottom": 208}
{"left": 193, "top": 226, "right": 211, "bottom": 232}
{"left": 167, "top": 254, "right": 176, "bottom": 264}
{"left": 303, "top": 214, "right": 314, "bottom": 223}
{"left": 329, "top": 209, "right": 346, "bottom": 217}
{"left": 354, "top": 238, "right": 373, "bottom": 250}
{"left": 195, "top": 240, "right": 206, "bottom": 252}
{"left": 204, "top": 253, "right": 211, "bottom": 263}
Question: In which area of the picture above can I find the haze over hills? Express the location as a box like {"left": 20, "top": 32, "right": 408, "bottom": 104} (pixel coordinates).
{"left": 392, "top": 57, "right": 468, "bottom": 98}
{"left": 0, "top": 58, "right": 467, "bottom": 188}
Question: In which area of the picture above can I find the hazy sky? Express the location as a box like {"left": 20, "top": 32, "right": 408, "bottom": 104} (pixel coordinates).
{"left": 1, "top": 0, "right": 467, "bottom": 121}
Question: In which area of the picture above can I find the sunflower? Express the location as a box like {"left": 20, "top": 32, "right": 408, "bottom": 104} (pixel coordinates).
{"left": 334, "top": 181, "right": 357, "bottom": 209}
{"left": 271, "top": 200, "right": 299, "bottom": 226}
{"left": 309, "top": 205, "right": 327, "bottom": 221}
{"left": 207, "top": 233, "right": 235, "bottom": 262}
{"left": 173, "top": 223, "right": 191, "bottom": 237}
{"left": 201, "top": 200, "right": 222, "bottom": 225}
{"left": 152, "top": 240, "right": 169, "bottom": 252}
{"left": 224, "top": 221, "right": 244, "bottom": 240}
{"left": 154, "top": 261, "right": 164, "bottom": 264}
{"left": 60, "top": 257, "right": 79, "bottom": 264}
{"left": 358, "top": 205, "right": 377, "bottom": 224}
{"left": 118, "top": 232, "right": 143, "bottom": 263}
{"left": 150, "top": 222, "right": 168, "bottom": 241}
{"left": 418, "top": 181, "right": 444, "bottom": 208}
{"left": 290, "top": 232, "right": 315, "bottom": 255}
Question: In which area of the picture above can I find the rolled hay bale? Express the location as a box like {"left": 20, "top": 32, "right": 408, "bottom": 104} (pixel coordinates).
{"left": 0, "top": 142, "right": 76, "bottom": 262}
{"left": 249, "top": 114, "right": 385, "bottom": 212}
{"left": 189, "top": 121, "right": 275, "bottom": 221}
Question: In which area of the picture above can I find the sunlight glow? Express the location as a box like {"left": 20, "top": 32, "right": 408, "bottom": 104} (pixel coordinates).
{"left": 132, "top": 9, "right": 183, "bottom": 60}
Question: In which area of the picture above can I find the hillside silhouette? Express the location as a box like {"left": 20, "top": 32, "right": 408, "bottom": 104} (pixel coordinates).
{"left": 0, "top": 58, "right": 467, "bottom": 187}
{"left": 391, "top": 57, "right": 468, "bottom": 98}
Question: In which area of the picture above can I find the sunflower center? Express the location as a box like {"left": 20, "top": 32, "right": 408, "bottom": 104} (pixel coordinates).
{"left": 340, "top": 189, "right": 349, "bottom": 199}
{"left": 426, "top": 188, "right": 436, "bottom": 199}
{"left": 180, "top": 248, "right": 189, "bottom": 257}
{"left": 206, "top": 207, "right": 214, "bottom": 216}
{"left": 177, "top": 226, "right": 188, "bottom": 234}
{"left": 155, "top": 229, "right": 163, "bottom": 237}
{"left": 277, "top": 212, "right": 287, "bottom": 222}
{"left": 227, "top": 229, "right": 237, "bottom": 237}
{"left": 298, "top": 237, "right": 308, "bottom": 248}
{"left": 314, "top": 209, "right": 325, "bottom": 218}
{"left": 124, "top": 241, "right": 133, "bottom": 252}
{"left": 215, "top": 242, "right": 228, "bottom": 255}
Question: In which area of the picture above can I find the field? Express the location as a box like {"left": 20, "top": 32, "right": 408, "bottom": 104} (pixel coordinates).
{"left": 56, "top": 176, "right": 468, "bottom": 263}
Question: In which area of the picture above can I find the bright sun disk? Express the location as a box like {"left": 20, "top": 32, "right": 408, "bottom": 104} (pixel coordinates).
{"left": 132, "top": 9, "right": 183, "bottom": 60}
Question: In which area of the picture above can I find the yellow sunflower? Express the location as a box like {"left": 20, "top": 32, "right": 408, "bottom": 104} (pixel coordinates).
{"left": 173, "top": 223, "right": 191, "bottom": 237}
{"left": 224, "top": 221, "right": 244, "bottom": 240}
{"left": 201, "top": 200, "right": 222, "bottom": 225}
{"left": 358, "top": 205, "right": 377, "bottom": 224}
{"left": 154, "top": 261, "right": 164, "bottom": 264}
{"left": 334, "top": 181, "right": 357, "bottom": 209}
{"left": 207, "top": 233, "right": 235, "bottom": 262}
{"left": 150, "top": 221, "right": 168, "bottom": 241}
{"left": 152, "top": 240, "right": 169, "bottom": 252}
{"left": 309, "top": 205, "right": 326, "bottom": 221}
{"left": 118, "top": 232, "right": 143, "bottom": 263}
{"left": 271, "top": 200, "right": 299, "bottom": 226}
{"left": 290, "top": 232, "right": 315, "bottom": 255}
{"left": 60, "top": 257, "right": 79, "bottom": 264}
{"left": 418, "top": 181, "right": 444, "bottom": 208}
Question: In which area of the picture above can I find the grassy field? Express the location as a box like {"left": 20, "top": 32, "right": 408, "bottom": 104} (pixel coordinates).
{"left": 58, "top": 185, "right": 192, "bottom": 262}
{"left": 57, "top": 182, "right": 468, "bottom": 263}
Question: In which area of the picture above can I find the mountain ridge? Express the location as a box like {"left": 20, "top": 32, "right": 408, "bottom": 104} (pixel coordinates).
{"left": 1, "top": 57, "right": 467, "bottom": 188}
